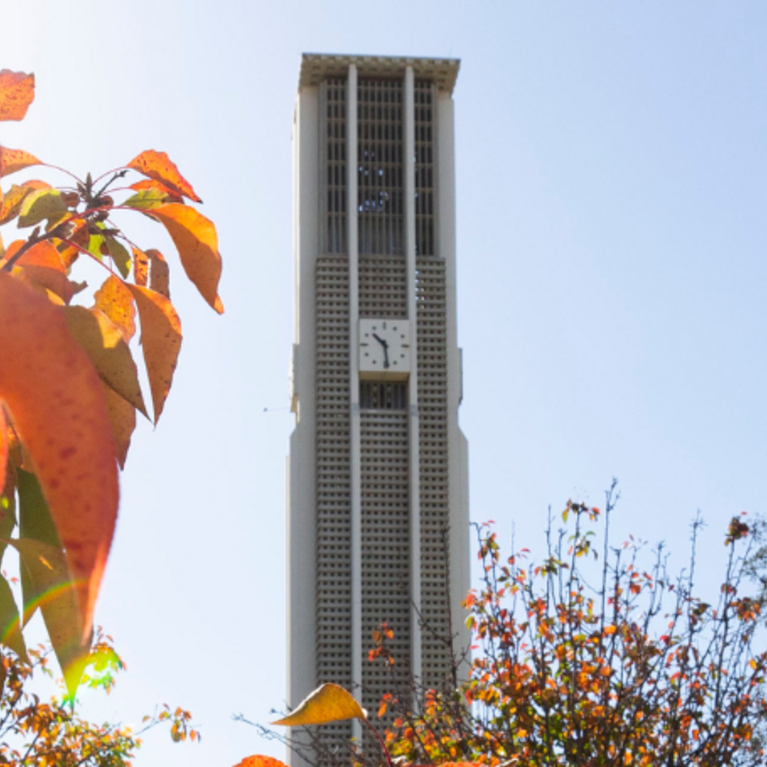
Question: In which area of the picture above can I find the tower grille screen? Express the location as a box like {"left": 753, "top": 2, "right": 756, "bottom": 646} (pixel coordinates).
{"left": 314, "top": 256, "right": 353, "bottom": 750}
{"left": 359, "top": 255, "right": 407, "bottom": 318}
{"left": 415, "top": 80, "right": 435, "bottom": 256}
{"left": 324, "top": 78, "right": 347, "bottom": 254}
{"left": 360, "top": 409, "right": 411, "bottom": 725}
{"left": 358, "top": 79, "right": 404, "bottom": 256}
{"left": 416, "top": 256, "right": 453, "bottom": 689}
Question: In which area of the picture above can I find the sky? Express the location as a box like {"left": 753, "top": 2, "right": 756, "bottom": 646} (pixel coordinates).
{"left": 2, "top": 1, "right": 766, "bottom": 764}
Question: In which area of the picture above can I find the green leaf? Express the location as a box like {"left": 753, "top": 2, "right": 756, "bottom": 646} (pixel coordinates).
{"left": 123, "top": 188, "right": 168, "bottom": 210}
{"left": 0, "top": 576, "right": 27, "bottom": 661}
{"left": 271, "top": 683, "right": 367, "bottom": 727}
{"left": 9, "top": 537, "right": 91, "bottom": 696}
{"left": 17, "top": 468, "right": 61, "bottom": 623}
{"left": 17, "top": 188, "right": 67, "bottom": 228}
{"left": 104, "top": 235, "right": 130, "bottom": 278}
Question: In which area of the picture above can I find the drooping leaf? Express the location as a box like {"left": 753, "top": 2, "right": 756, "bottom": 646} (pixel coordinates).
{"left": 0, "top": 184, "right": 32, "bottom": 225}
{"left": 93, "top": 275, "right": 136, "bottom": 342}
{"left": 9, "top": 537, "right": 91, "bottom": 695}
{"left": 0, "top": 271, "right": 119, "bottom": 642}
{"left": 149, "top": 203, "right": 223, "bottom": 313}
{"left": 103, "top": 235, "right": 131, "bottom": 278}
{"left": 148, "top": 249, "right": 170, "bottom": 298}
{"left": 0, "top": 576, "right": 26, "bottom": 660}
{"left": 127, "top": 285, "right": 182, "bottom": 422}
{"left": 0, "top": 70, "right": 35, "bottom": 122}
{"left": 233, "top": 757, "right": 289, "bottom": 767}
{"left": 129, "top": 178, "right": 183, "bottom": 203}
{"left": 17, "top": 468, "right": 60, "bottom": 624}
{"left": 63, "top": 306, "right": 148, "bottom": 418}
{"left": 271, "top": 683, "right": 367, "bottom": 727}
{"left": 132, "top": 246, "right": 148, "bottom": 286}
{"left": 0, "top": 146, "right": 42, "bottom": 177}
{"left": 127, "top": 150, "right": 202, "bottom": 203}
{"left": 17, "top": 188, "right": 67, "bottom": 228}
{"left": 4, "top": 239, "right": 71, "bottom": 303}
{"left": 102, "top": 384, "right": 136, "bottom": 469}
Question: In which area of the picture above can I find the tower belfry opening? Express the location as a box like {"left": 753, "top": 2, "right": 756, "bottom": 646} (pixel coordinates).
{"left": 288, "top": 53, "right": 469, "bottom": 765}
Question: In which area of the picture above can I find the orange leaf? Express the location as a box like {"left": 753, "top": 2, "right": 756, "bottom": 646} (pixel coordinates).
{"left": 0, "top": 70, "right": 35, "bottom": 122}
{"left": 4, "top": 240, "right": 71, "bottom": 303}
{"left": 233, "top": 758, "right": 288, "bottom": 767}
{"left": 149, "top": 203, "right": 223, "bottom": 313}
{"left": 132, "top": 246, "right": 148, "bottom": 287}
{"left": 0, "top": 271, "right": 118, "bottom": 642}
{"left": 127, "top": 150, "right": 202, "bottom": 203}
{"left": 93, "top": 275, "right": 136, "bottom": 342}
{"left": 126, "top": 285, "right": 182, "bottom": 423}
{"left": 0, "top": 147, "right": 42, "bottom": 178}
{"left": 102, "top": 384, "right": 135, "bottom": 469}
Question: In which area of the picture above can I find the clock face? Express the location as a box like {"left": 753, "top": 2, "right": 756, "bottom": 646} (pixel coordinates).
{"left": 359, "top": 319, "right": 411, "bottom": 380}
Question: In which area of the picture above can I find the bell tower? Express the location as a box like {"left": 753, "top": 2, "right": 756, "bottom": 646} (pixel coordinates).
{"left": 288, "top": 53, "right": 469, "bottom": 761}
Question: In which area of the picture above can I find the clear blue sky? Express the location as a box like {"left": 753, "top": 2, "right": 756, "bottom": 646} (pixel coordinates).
{"left": 3, "top": 2, "right": 766, "bottom": 765}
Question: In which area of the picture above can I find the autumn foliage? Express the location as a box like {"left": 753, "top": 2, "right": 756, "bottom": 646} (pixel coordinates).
{"left": 0, "top": 70, "right": 223, "bottom": 692}
{"left": 376, "top": 493, "right": 767, "bottom": 766}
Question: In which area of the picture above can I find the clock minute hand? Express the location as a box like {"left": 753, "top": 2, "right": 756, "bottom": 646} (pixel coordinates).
{"left": 372, "top": 333, "right": 390, "bottom": 368}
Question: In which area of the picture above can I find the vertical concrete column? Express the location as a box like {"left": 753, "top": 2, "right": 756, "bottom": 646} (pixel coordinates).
{"left": 404, "top": 65, "right": 423, "bottom": 694}
{"left": 346, "top": 64, "right": 363, "bottom": 739}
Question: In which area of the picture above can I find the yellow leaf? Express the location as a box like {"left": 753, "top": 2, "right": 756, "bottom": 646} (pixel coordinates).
{"left": 149, "top": 203, "right": 223, "bottom": 313}
{"left": 17, "top": 188, "right": 65, "bottom": 227}
{"left": 272, "top": 683, "right": 367, "bottom": 727}
{"left": 0, "top": 271, "right": 118, "bottom": 647}
{"left": 63, "top": 306, "right": 148, "bottom": 418}
{"left": 93, "top": 275, "right": 136, "bottom": 342}
{"left": 126, "top": 285, "right": 182, "bottom": 423}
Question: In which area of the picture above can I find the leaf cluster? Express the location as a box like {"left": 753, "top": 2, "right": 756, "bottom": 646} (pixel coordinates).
{"left": 0, "top": 628, "right": 198, "bottom": 766}
{"left": 382, "top": 491, "right": 767, "bottom": 766}
{"left": 0, "top": 70, "right": 223, "bottom": 693}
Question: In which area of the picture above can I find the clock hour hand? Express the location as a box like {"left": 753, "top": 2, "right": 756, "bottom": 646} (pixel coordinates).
{"left": 372, "top": 333, "right": 390, "bottom": 368}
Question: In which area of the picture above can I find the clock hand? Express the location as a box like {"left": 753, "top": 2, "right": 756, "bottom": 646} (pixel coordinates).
{"left": 372, "top": 332, "right": 388, "bottom": 349}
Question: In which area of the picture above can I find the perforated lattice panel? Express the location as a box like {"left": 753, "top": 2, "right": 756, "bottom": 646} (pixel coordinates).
{"left": 416, "top": 256, "right": 453, "bottom": 689}
{"left": 357, "top": 78, "right": 404, "bottom": 256}
{"left": 314, "top": 256, "right": 353, "bottom": 750}
{"left": 359, "top": 255, "right": 407, "bottom": 318}
{"left": 360, "top": 409, "right": 411, "bottom": 723}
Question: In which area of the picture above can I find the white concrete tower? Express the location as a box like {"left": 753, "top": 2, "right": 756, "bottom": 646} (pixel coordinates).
{"left": 288, "top": 53, "right": 469, "bottom": 763}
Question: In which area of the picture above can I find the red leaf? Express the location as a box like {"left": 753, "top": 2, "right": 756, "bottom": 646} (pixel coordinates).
{"left": 0, "top": 71, "right": 35, "bottom": 122}
{"left": 0, "top": 147, "right": 42, "bottom": 178}
{"left": 127, "top": 150, "right": 202, "bottom": 203}
{"left": 4, "top": 239, "right": 71, "bottom": 303}
{"left": 0, "top": 271, "right": 119, "bottom": 641}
